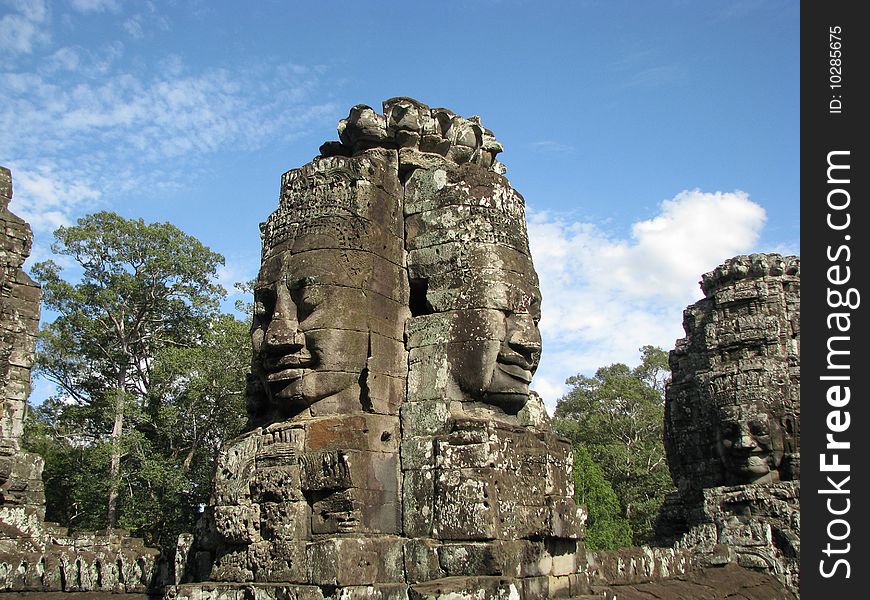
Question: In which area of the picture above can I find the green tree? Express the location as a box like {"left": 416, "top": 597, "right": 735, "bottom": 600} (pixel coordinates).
{"left": 24, "top": 398, "right": 111, "bottom": 530}
{"left": 25, "top": 313, "right": 248, "bottom": 548}
{"left": 130, "top": 313, "right": 249, "bottom": 547}
{"left": 31, "top": 211, "right": 226, "bottom": 529}
{"left": 572, "top": 445, "right": 633, "bottom": 550}
{"left": 553, "top": 346, "right": 673, "bottom": 545}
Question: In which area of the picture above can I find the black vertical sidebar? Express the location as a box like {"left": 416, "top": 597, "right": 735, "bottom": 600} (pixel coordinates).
{"left": 801, "top": 2, "right": 868, "bottom": 597}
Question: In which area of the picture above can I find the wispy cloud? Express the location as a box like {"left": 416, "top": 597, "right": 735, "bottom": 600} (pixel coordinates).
{"left": 2, "top": 24, "right": 337, "bottom": 237}
{"left": 122, "top": 2, "right": 171, "bottom": 40}
{"left": 68, "top": 0, "right": 121, "bottom": 14}
{"left": 123, "top": 15, "right": 144, "bottom": 38}
{"left": 607, "top": 47, "right": 686, "bottom": 89}
{"left": 8, "top": 164, "right": 101, "bottom": 233}
{"left": 0, "top": 0, "right": 50, "bottom": 54}
{"left": 622, "top": 64, "right": 685, "bottom": 88}
{"left": 528, "top": 189, "right": 768, "bottom": 411}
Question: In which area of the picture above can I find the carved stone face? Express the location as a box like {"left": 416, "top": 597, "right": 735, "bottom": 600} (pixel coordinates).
{"left": 251, "top": 249, "right": 368, "bottom": 417}
{"left": 447, "top": 282, "right": 542, "bottom": 414}
{"left": 716, "top": 405, "right": 785, "bottom": 484}
{"left": 487, "top": 311, "right": 542, "bottom": 413}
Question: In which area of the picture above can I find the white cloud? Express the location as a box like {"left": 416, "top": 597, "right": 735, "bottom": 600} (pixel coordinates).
{"left": 45, "top": 46, "right": 81, "bottom": 71}
{"left": 123, "top": 15, "right": 143, "bottom": 38}
{"left": 3, "top": 63, "right": 336, "bottom": 163}
{"left": 623, "top": 64, "right": 684, "bottom": 88}
{"left": 2, "top": 49, "right": 336, "bottom": 247}
{"left": 528, "top": 190, "right": 767, "bottom": 412}
{"left": 69, "top": 0, "right": 120, "bottom": 14}
{"left": 0, "top": 0, "right": 50, "bottom": 54}
{"left": 8, "top": 164, "right": 101, "bottom": 234}
{"left": 528, "top": 141, "right": 575, "bottom": 154}
{"left": 216, "top": 258, "right": 258, "bottom": 294}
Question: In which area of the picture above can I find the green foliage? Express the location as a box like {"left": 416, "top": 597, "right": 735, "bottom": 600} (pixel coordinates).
{"left": 23, "top": 400, "right": 111, "bottom": 530}
{"left": 553, "top": 346, "right": 674, "bottom": 545}
{"left": 572, "top": 445, "right": 632, "bottom": 550}
{"left": 32, "top": 211, "right": 226, "bottom": 408}
{"left": 25, "top": 211, "right": 247, "bottom": 551}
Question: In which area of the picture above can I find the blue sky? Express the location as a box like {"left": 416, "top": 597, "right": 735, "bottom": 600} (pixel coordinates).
{"left": 2, "top": 0, "right": 799, "bottom": 410}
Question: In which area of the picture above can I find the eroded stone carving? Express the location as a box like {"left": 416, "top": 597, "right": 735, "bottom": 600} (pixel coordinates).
{"left": 656, "top": 254, "right": 800, "bottom": 596}
{"left": 174, "top": 100, "right": 587, "bottom": 600}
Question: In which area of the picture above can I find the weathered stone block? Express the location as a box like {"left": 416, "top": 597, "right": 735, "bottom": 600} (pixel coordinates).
{"left": 310, "top": 487, "right": 400, "bottom": 535}
{"left": 548, "top": 497, "right": 584, "bottom": 540}
{"left": 211, "top": 547, "right": 254, "bottom": 582}
{"left": 213, "top": 505, "right": 260, "bottom": 545}
{"left": 405, "top": 349, "right": 455, "bottom": 405}
{"left": 306, "top": 537, "right": 404, "bottom": 586}
{"left": 438, "top": 542, "right": 501, "bottom": 577}
{"left": 248, "top": 539, "right": 307, "bottom": 583}
{"left": 367, "top": 372, "right": 406, "bottom": 415}
{"left": 432, "top": 468, "right": 497, "bottom": 540}
{"left": 547, "top": 575, "right": 572, "bottom": 598}
{"left": 401, "top": 437, "right": 436, "bottom": 471}
{"left": 400, "top": 400, "right": 455, "bottom": 436}
{"left": 335, "top": 584, "right": 410, "bottom": 600}
{"left": 402, "top": 470, "right": 435, "bottom": 538}
{"left": 408, "top": 576, "right": 520, "bottom": 600}
{"left": 304, "top": 415, "right": 400, "bottom": 454}
{"left": 405, "top": 309, "right": 504, "bottom": 349}
{"left": 250, "top": 466, "right": 303, "bottom": 503}
{"left": 259, "top": 501, "right": 310, "bottom": 541}
{"left": 369, "top": 333, "right": 410, "bottom": 378}
{"left": 403, "top": 538, "right": 445, "bottom": 584}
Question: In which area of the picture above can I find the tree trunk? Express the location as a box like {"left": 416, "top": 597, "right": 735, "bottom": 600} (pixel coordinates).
{"left": 106, "top": 383, "right": 126, "bottom": 529}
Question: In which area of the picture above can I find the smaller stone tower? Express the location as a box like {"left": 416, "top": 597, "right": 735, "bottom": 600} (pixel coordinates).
{"left": 657, "top": 253, "right": 800, "bottom": 596}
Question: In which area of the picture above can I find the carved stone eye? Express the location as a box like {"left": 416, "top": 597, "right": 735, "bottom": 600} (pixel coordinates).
{"left": 748, "top": 420, "right": 770, "bottom": 437}
{"left": 254, "top": 288, "right": 276, "bottom": 318}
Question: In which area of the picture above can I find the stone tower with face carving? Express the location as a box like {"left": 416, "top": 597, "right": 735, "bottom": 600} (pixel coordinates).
{"left": 173, "top": 99, "right": 588, "bottom": 600}
{"left": 656, "top": 254, "right": 800, "bottom": 596}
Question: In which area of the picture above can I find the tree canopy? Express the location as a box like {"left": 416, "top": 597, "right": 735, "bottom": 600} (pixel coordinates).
{"left": 26, "top": 212, "right": 247, "bottom": 547}
{"left": 554, "top": 346, "right": 673, "bottom": 545}
{"left": 572, "top": 445, "right": 633, "bottom": 550}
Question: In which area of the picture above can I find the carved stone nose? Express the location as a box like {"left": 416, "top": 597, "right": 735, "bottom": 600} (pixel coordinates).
{"left": 264, "top": 317, "right": 304, "bottom": 349}
{"left": 506, "top": 314, "right": 542, "bottom": 360}
{"left": 264, "top": 287, "right": 305, "bottom": 350}
{"left": 732, "top": 424, "right": 757, "bottom": 449}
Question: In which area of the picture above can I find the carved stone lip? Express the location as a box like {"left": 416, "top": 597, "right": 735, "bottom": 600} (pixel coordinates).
{"left": 727, "top": 452, "right": 771, "bottom": 472}
{"left": 263, "top": 352, "right": 314, "bottom": 371}
{"left": 262, "top": 352, "right": 315, "bottom": 382}
{"left": 496, "top": 362, "right": 533, "bottom": 384}
{"left": 740, "top": 454, "right": 769, "bottom": 466}
{"left": 265, "top": 367, "right": 307, "bottom": 382}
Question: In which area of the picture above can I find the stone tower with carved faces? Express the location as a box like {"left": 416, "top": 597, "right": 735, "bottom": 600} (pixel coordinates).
{"left": 656, "top": 254, "right": 800, "bottom": 596}
{"left": 176, "top": 99, "right": 588, "bottom": 600}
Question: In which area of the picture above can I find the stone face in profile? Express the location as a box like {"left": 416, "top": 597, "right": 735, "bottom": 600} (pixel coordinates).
{"left": 250, "top": 250, "right": 375, "bottom": 415}
{"left": 246, "top": 149, "right": 408, "bottom": 425}
{"left": 404, "top": 155, "right": 541, "bottom": 416}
